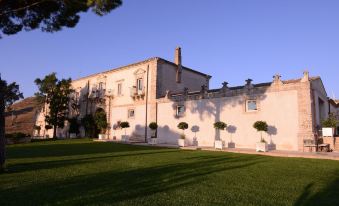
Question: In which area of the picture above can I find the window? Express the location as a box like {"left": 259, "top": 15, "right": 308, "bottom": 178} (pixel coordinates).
{"left": 128, "top": 109, "right": 135, "bottom": 118}
{"left": 117, "top": 83, "right": 122, "bottom": 95}
{"left": 98, "top": 82, "right": 104, "bottom": 90}
{"left": 246, "top": 100, "right": 258, "bottom": 111}
{"left": 176, "top": 105, "right": 185, "bottom": 117}
{"left": 137, "top": 78, "right": 143, "bottom": 91}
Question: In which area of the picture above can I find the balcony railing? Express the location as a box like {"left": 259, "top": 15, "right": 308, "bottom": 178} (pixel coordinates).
{"left": 89, "top": 89, "right": 114, "bottom": 99}
{"left": 130, "top": 86, "right": 145, "bottom": 98}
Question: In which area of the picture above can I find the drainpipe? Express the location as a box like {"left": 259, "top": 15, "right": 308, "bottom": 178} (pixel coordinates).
{"left": 85, "top": 80, "right": 89, "bottom": 115}
{"left": 144, "top": 66, "right": 149, "bottom": 143}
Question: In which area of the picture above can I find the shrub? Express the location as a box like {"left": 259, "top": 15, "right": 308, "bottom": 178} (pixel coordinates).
{"left": 81, "top": 115, "right": 97, "bottom": 138}
{"left": 68, "top": 117, "right": 80, "bottom": 134}
{"left": 120, "top": 121, "right": 130, "bottom": 136}
{"left": 6, "top": 132, "right": 28, "bottom": 140}
{"left": 33, "top": 125, "right": 41, "bottom": 131}
{"left": 120, "top": 122, "right": 130, "bottom": 129}
{"left": 45, "top": 125, "right": 53, "bottom": 130}
{"left": 253, "top": 121, "right": 268, "bottom": 142}
{"left": 177, "top": 122, "right": 188, "bottom": 139}
{"left": 253, "top": 121, "right": 268, "bottom": 132}
{"left": 177, "top": 122, "right": 188, "bottom": 130}
{"left": 94, "top": 110, "right": 108, "bottom": 133}
{"left": 322, "top": 114, "right": 338, "bottom": 128}
{"left": 149, "top": 122, "right": 158, "bottom": 130}
{"left": 214, "top": 121, "right": 227, "bottom": 130}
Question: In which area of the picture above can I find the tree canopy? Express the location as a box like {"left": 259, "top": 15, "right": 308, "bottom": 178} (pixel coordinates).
{"left": 0, "top": 76, "right": 23, "bottom": 171}
{"left": 35, "top": 72, "right": 73, "bottom": 138}
{"left": 0, "top": 0, "right": 122, "bottom": 38}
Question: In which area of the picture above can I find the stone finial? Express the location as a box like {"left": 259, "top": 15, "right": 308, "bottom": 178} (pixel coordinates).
{"left": 245, "top": 78, "right": 253, "bottom": 85}
{"left": 183, "top": 87, "right": 189, "bottom": 96}
{"left": 165, "top": 90, "right": 171, "bottom": 99}
{"left": 220, "top": 81, "right": 229, "bottom": 93}
{"left": 245, "top": 78, "right": 254, "bottom": 90}
{"left": 222, "top": 81, "right": 229, "bottom": 88}
{"left": 200, "top": 85, "right": 207, "bottom": 93}
{"left": 272, "top": 74, "right": 283, "bottom": 85}
{"left": 301, "top": 70, "right": 310, "bottom": 82}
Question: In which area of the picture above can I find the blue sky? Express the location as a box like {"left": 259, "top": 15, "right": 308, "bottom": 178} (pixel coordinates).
{"left": 1, "top": 0, "right": 339, "bottom": 98}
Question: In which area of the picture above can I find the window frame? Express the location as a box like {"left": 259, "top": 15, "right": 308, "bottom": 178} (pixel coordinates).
{"left": 117, "top": 83, "right": 122, "bottom": 96}
{"left": 128, "top": 109, "right": 135, "bottom": 119}
{"left": 137, "top": 78, "right": 143, "bottom": 91}
{"left": 176, "top": 105, "right": 185, "bottom": 117}
{"left": 246, "top": 100, "right": 258, "bottom": 112}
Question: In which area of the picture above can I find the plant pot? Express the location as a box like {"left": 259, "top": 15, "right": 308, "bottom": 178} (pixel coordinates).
{"left": 178, "top": 139, "right": 186, "bottom": 147}
{"left": 323, "top": 127, "right": 335, "bottom": 137}
{"left": 256, "top": 142, "right": 268, "bottom": 152}
{"left": 149, "top": 138, "right": 157, "bottom": 145}
{"left": 98, "top": 134, "right": 106, "bottom": 140}
{"left": 228, "top": 142, "right": 235, "bottom": 148}
{"left": 121, "top": 135, "right": 129, "bottom": 142}
{"left": 215, "top": 140, "right": 223, "bottom": 149}
{"left": 70, "top": 133, "right": 77, "bottom": 139}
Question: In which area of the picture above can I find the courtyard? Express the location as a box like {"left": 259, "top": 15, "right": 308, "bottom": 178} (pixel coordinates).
{"left": 0, "top": 139, "right": 338, "bottom": 206}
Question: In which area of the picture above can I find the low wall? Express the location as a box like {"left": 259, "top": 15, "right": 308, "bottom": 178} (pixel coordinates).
{"left": 322, "top": 137, "right": 339, "bottom": 151}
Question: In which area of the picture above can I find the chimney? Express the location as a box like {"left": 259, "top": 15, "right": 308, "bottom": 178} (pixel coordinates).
{"left": 175, "top": 47, "right": 182, "bottom": 83}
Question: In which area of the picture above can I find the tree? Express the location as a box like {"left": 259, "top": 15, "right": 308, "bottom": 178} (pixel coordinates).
{"left": 148, "top": 122, "right": 158, "bottom": 138}
{"left": 0, "top": 75, "right": 23, "bottom": 172}
{"left": 120, "top": 121, "right": 129, "bottom": 135}
{"left": 0, "top": 0, "right": 122, "bottom": 38}
{"left": 68, "top": 117, "right": 80, "bottom": 135}
{"left": 253, "top": 121, "right": 268, "bottom": 142}
{"left": 94, "top": 110, "right": 108, "bottom": 134}
{"left": 214, "top": 121, "right": 227, "bottom": 141}
{"left": 177, "top": 122, "right": 188, "bottom": 139}
{"left": 81, "top": 114, "right": 96, "bottom": 138}
{"left": 35, "top": 73, "right": 73, "bottom": 139}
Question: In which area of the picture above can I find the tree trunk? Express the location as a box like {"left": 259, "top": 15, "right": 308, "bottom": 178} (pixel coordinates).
{"left": 0, "top": 90, "right": 6, "bottom": 172}
{"left": 53, "top": 125, "right": 57, "bottom": 139}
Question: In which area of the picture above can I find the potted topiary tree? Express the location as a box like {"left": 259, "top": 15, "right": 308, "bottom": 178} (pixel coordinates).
{"left": 68, "top": 117, "right": 79, "bottom": 138}
{"left": 214, "top": 121, "right": 227, "bottom": 149}
{"left": 94, "top": 110, "right": 108, "bottom": 140}
{"left": 177, "top": 122, "right": 188, "bottom": 147}
{"left": 45, "top": 125, "right": 53, "bottom": 138}
{"left": 322, "top": 114, "right": 338, "bottom": 137}
{"left": 120, "top": 121, "right": 130, "bottom": 142}
{"left": 148, "top": 122, "right": 158, "bottom": 145}
{"left": 33, "top": 125, "right": 41, "bottom": 137}
{"left": 253, "top": 121, "right": 268, "bottom": 152}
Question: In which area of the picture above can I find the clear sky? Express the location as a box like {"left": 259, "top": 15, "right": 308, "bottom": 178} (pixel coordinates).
{"left": 1, "top": 0, "right": 338, "bottom": 98}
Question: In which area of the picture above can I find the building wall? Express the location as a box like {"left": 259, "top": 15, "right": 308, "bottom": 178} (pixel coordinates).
{"left": 311, "top": 79, "right": 329, "bottom": 127}
{"left": 156, "top": 60, "right": 209, "bottom": 98}
{"left": 156, "top": 89, "right": 300, "bottom": 151}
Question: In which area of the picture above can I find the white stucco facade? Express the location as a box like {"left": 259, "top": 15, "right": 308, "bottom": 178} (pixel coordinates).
{"left": 35, "top": 48, "right": 338, "bottom": 151}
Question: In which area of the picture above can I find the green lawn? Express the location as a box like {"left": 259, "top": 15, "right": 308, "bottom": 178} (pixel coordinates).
{"left": 1, "top": 139, "right": 339, "bottom": 206}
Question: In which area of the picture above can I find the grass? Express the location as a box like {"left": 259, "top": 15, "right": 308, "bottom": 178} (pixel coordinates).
{"left": 1, "top": 139, "right": 339, "bottom": 206}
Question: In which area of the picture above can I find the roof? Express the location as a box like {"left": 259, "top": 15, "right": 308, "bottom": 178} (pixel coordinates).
{"left": 5, "top": 97, "right": 42, "bottom": 135}
{"left": 73, "top": 57, "right": 211, "bottom": 82}
{"left": 169, "top": 76, "right": 322, "bottom": 97}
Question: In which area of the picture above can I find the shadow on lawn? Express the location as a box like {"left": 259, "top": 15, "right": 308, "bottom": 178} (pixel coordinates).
{"left": 7, "top": 141, "right": 160, "bottom": 159}
{"left": 294, "top": 175, "right": 339, "bottom": 206}
{"left": 0, "top": 154, "right": 265, "bottom": 206}
{"left": 8, "top": 149, "right": 179, "bottom": 173}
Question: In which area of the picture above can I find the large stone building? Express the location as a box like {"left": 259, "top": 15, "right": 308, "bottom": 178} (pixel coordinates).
{"left": 35, "top": 47, "right": 339, "bottom": 151}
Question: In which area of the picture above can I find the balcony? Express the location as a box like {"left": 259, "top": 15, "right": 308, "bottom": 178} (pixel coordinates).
{"left": 130, "top": 86, "right": 145, "bottom": 99}
{"left": 88, "top": 89, "right": 114, "bottom": 104}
